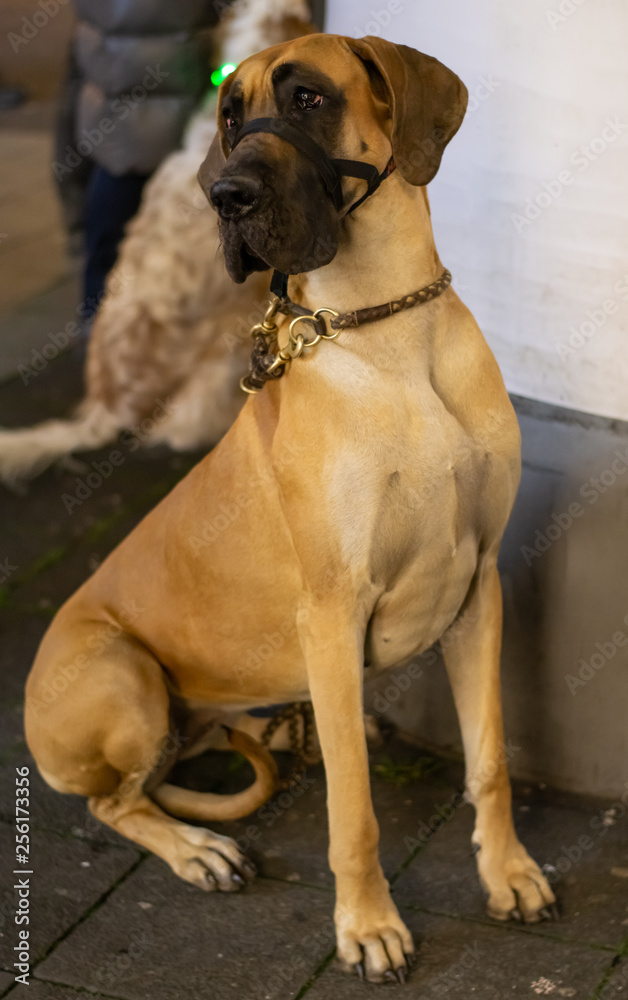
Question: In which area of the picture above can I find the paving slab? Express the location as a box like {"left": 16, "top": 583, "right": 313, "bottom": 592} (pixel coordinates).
{"left": 393, "top": 791, "right": 628, "bottom": 950}
{"left": 166, "top": 742, "right": 461, "bottom": 890}
{"left": 0, "top": 345, "right": 203, "bottom": 611}
{"left": 38, "top": 858, "right": 334, "bottom": 1000}
{"left": 307, "top": 910, "right": 610, "bottom": 999}
{"left": 0, "top": 972, "right": 14, "bottom": 995}
{"left": 1, "top": 611, "right": 49, "bottom": 709}
{"left": 10, "top": 982, "right": 108, "bottom": 1000}
{"left": 0, "top": 704, "right": 27, "bottom": 760}
{"left": 1, "top": 450, "right": 200, "bottom": 619}
{"left": 600, "top": 956, "right": 628, "bottom": 999}
{"left": 0, "top": 275, "right": 80, "bottom": 387}
{"left": 0, "top": 825, "right": 139, "bottom": 968}
{"left": 0, "top": 751, "right": 130, "bottom": 851}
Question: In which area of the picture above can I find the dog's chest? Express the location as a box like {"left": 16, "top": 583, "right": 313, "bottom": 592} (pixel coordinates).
{"left": 364, "top": 526, "right": 480, "bottom": 672}
{"left": 321, "top": 411, "right": 492, "bottom": 670}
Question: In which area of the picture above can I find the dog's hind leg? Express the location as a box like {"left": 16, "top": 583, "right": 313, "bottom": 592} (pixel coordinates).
{"left": 441, "top": 561, "right": 556, "bottom": 923}
{"left": 25, "top": 635, "right": 269, "bottom": 891}
{"left": 89, "top": 781, "right": 258, "bottom": 892}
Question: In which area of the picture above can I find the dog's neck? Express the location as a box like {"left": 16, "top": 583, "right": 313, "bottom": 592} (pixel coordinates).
{"left": 293, "top": 174, "right": 443, "bottom": 315}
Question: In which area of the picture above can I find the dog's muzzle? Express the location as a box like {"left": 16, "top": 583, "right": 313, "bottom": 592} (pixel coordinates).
{"left": 210, "top": 117, "right": 396, "bottom": 219}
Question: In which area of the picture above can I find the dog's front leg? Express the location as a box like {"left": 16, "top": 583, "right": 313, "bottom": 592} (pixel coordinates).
{"left": 299, "top": 604, "right": 414, "bottom": 983}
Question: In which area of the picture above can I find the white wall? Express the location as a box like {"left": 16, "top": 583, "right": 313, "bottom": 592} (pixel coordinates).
{"left": 327, "top": 0, "right": 628, "bottom": 422}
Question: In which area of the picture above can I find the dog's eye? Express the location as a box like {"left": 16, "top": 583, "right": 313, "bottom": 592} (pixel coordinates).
{"left": 295, "top": 88, "right": 324, "bottom": 111}
{"left": 223, "top": 111, "right": 238, "bottom": 130}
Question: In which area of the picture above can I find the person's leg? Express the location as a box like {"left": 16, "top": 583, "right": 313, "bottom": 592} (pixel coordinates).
{"left": 82, "top": 166, "right": 149, "bottom": 320}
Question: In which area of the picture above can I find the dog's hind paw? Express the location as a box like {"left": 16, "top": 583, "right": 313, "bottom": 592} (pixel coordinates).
{"left": 171, "top": 825, "right": 256, "bottom": 892}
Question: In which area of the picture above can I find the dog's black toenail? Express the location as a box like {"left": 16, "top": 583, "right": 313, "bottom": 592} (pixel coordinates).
{"left": 385, "top": 969, "right": 397, "bottom": 982}
{"left": 396, "top": 966, "right": 407, "bottom": 984}
{"left": 355, "top": 962, "right": 364, "bottom": 981}
{"left": 550, "top": 903, "right": 560, "bottom": 921}
{"left": 232, "top": 873, "right": 244, "bottom": 885}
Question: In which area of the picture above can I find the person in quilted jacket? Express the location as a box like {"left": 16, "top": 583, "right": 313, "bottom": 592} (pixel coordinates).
{"left": 54, "top": 0, "right": 222, "bottom": 323}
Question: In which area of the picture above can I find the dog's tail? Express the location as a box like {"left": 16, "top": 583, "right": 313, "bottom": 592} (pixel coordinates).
{"left": 0, "top": 402, "right": 120, "bottom": 487}
{"left": 152, "top": 727, "right": 279, "bottom": 822}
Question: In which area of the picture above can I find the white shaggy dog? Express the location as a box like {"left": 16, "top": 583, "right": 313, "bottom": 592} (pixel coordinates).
{"left": 0, "top": 0, "right": 314, "bottom": 485}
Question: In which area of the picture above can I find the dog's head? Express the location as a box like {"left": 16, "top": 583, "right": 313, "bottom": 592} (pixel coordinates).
{"left": 199, "top": 34, "right": 468, "bottom": 283}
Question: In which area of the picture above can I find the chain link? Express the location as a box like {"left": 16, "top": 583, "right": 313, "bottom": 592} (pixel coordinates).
{"left": 260, "top": 702, "right": 321, "bottom": 791}
{"left": 240, "top": 301, "right": 340, "bottom": 394}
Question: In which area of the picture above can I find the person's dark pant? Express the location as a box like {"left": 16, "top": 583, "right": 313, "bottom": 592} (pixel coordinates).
{"left": 82, "top": 166, "right": 149, "bottom": 320}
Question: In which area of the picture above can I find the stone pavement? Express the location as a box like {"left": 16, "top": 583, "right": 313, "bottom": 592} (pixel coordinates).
{"left": 0, "top": 331, "right": 627, "bottom": 999}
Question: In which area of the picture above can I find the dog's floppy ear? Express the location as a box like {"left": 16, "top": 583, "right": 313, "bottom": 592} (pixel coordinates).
{"left": 348, "top": 37, "right": 468, "bottom": 186}
{"left": 197, "top": 71, "right": 236, "bottom": 199}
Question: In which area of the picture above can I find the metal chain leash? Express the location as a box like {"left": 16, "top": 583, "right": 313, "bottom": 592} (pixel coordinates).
{"left": 260, "top": 702, "right": 321, "bottom": 791}
{"left": 240, "top": 298, "right": 340, "bottom": 395}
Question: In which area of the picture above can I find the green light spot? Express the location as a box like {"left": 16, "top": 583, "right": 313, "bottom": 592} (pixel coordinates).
{"left": 211, "top": 63, "right": 237, "bottom": 87}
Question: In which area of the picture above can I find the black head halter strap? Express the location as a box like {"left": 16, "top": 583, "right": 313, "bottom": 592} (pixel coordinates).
{"left": 232, "top": 117, "right": 395, "bottom": 215}
{"left": 231, "top": 117, "right": 396, "bottom": 299}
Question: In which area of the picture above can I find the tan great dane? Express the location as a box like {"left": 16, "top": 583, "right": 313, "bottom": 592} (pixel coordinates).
{"left": 25, "top": 33, "right": 555, "bottom": 984}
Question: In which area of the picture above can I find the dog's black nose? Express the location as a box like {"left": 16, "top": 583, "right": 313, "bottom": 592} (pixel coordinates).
{"left": 210, "top": 176, "right": 261, "bottom": 220}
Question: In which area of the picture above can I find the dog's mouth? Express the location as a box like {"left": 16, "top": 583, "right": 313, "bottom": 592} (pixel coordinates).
{"left": 219, "top": 201, "right": 339, "bottom": 284}
{"left": 221, "top": 228, "right": 270, "bottom": 284}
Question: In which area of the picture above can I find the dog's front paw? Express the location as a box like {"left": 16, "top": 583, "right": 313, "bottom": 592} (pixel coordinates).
{"left": 335, "top": 900, "right": 415, "bottom": 984}
{"left": 478, "top": 838, "right": 556, "bottom": 924}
